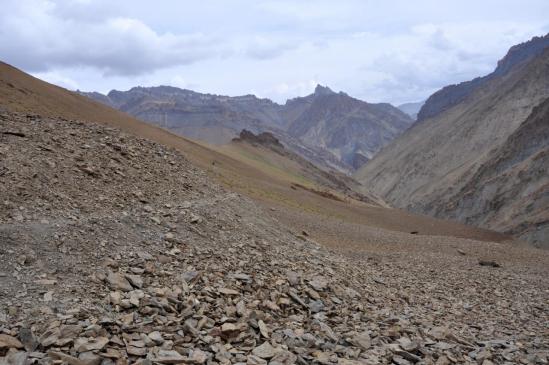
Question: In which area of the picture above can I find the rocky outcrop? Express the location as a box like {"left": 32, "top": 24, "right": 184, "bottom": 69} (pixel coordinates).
{"left": 356, "top": 37, "right": 549, "bottom": 245}
{"left": 233, "top": 129, "right": 284, "bottom": 148}
{"left": 417, "top": 34, "right": 549, "bottom": 121}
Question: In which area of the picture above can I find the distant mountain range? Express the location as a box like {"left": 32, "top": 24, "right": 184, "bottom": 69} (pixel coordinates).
{"left": 80, "top": 84, "right": 413, "bottom": 172}
{"left": 356, "top": 34, "right": 549, "bottom": 246}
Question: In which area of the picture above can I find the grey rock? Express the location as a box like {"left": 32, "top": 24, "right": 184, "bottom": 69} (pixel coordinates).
{"left": 18, "top": 328, "right": 38, "bottom": 352}
{"left": 106, "top": 271, "right": 133, "bottom": 292}
{"left": 252, "top": 342, "right": 276, "bottom": 359}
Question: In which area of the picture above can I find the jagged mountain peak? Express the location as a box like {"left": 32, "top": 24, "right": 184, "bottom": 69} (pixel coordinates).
{"left": 313, "top": 84, "right": 335, "bottom": 95}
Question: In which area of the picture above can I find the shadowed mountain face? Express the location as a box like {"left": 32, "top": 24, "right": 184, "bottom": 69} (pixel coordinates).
{"left": 80, "top": 84, "right": 413, "bottom": 172}
{"left": 356, "top": 35, "right": 549, "bottom": 245}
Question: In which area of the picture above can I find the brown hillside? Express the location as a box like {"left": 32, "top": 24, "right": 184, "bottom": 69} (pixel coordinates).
{"left": 0, "top": 60, "right": 508, "bottom": 244}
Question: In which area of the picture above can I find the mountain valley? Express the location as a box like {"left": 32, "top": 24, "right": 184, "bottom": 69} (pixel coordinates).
{"left": 0, "top": 16, "right": 548, "bottom": 365}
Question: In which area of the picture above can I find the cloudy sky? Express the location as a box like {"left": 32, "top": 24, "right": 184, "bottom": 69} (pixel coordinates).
{"left": 2, "top": 0, "right": 548, "bottom": 104}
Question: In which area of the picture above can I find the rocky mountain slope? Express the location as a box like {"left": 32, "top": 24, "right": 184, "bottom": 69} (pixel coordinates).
{"left": 2, "top": 110, "right": 387, "bottom": 364}
{"left": 432, "top": 98, "right": 549, "bottom": 245}
{"left": 2, "top": 110, "right": 549, "bottom": 365}
{"left": 80, "top": 85, "right": 413, "bottom": 171}
{"left": 231, "top": 130, "right": 384, "bottom": 206}
{"left": 2, "top": 58, "right": 549, "bottom": 364}
{"left": 285, "top": 86, "right": 414, "bottom": 168}
{"left": 356, "top": 35, "right": 549, "bottom": 246}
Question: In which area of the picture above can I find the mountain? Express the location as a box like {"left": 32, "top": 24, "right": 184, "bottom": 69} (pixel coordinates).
{"left": 81, "top": 84, "right": 413, "bottom": 171}
{"left": 83, "top": 85, "right": 283, "bottom": 144}
{"left": 79, "top": 86, "right": 351, "bottom": 172}
{"left": 417, "top": 34, "right": 549, "bottom": 121}
{"left": 355, "top": 35, "right": 549, "bottom": 246}
{"left": 285, "top": 85, "right": 415, "bottom": 168}
{"left": 433, "top": 98, "right": 549, "bottom": 245}
{"left": 397, "top": 101, "right": 424, "bottom": 119}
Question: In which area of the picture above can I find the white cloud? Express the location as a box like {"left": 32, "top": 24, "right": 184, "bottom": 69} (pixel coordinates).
{"left": 353, "top": 21, "right": 549, "bottom": 103}
{"left": 31, "top": 70, "right": 80, "bottom": 90}
{"left": 244, "top": 36, "right": 298, "bottom": 60}
{"left": 1, "top": 0, "right": 548, "bottom": 104}
{"left": 0, "top": 0, "right": 224, "bottom": 75}
{"left": 272, "top": 80, "right": 319, "bottom": 99}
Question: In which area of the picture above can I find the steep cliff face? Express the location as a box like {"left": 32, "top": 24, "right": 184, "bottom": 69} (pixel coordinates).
{"left": 356, "top": 37, "right": 549, "bottom": 245}
{"left": 81, "top": 84, "right": 412, "bottom": 172}
{"left": 417, "top": 34, "right": 549, "bottom": 121}
{"left": 432, "top": 98, "right": 549, "bottom": 246}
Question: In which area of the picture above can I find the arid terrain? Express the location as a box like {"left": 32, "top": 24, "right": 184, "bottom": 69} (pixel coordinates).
{"left": 1, "top": 58, "right": 549, "bottom": 365}
{"left": 356, "top": 35, "right": 549, "bottom": 246}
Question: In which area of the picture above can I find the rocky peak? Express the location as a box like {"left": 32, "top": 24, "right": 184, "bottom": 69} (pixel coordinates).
{"left": 313, "top": 84, "right": 335, "bottom": 96}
